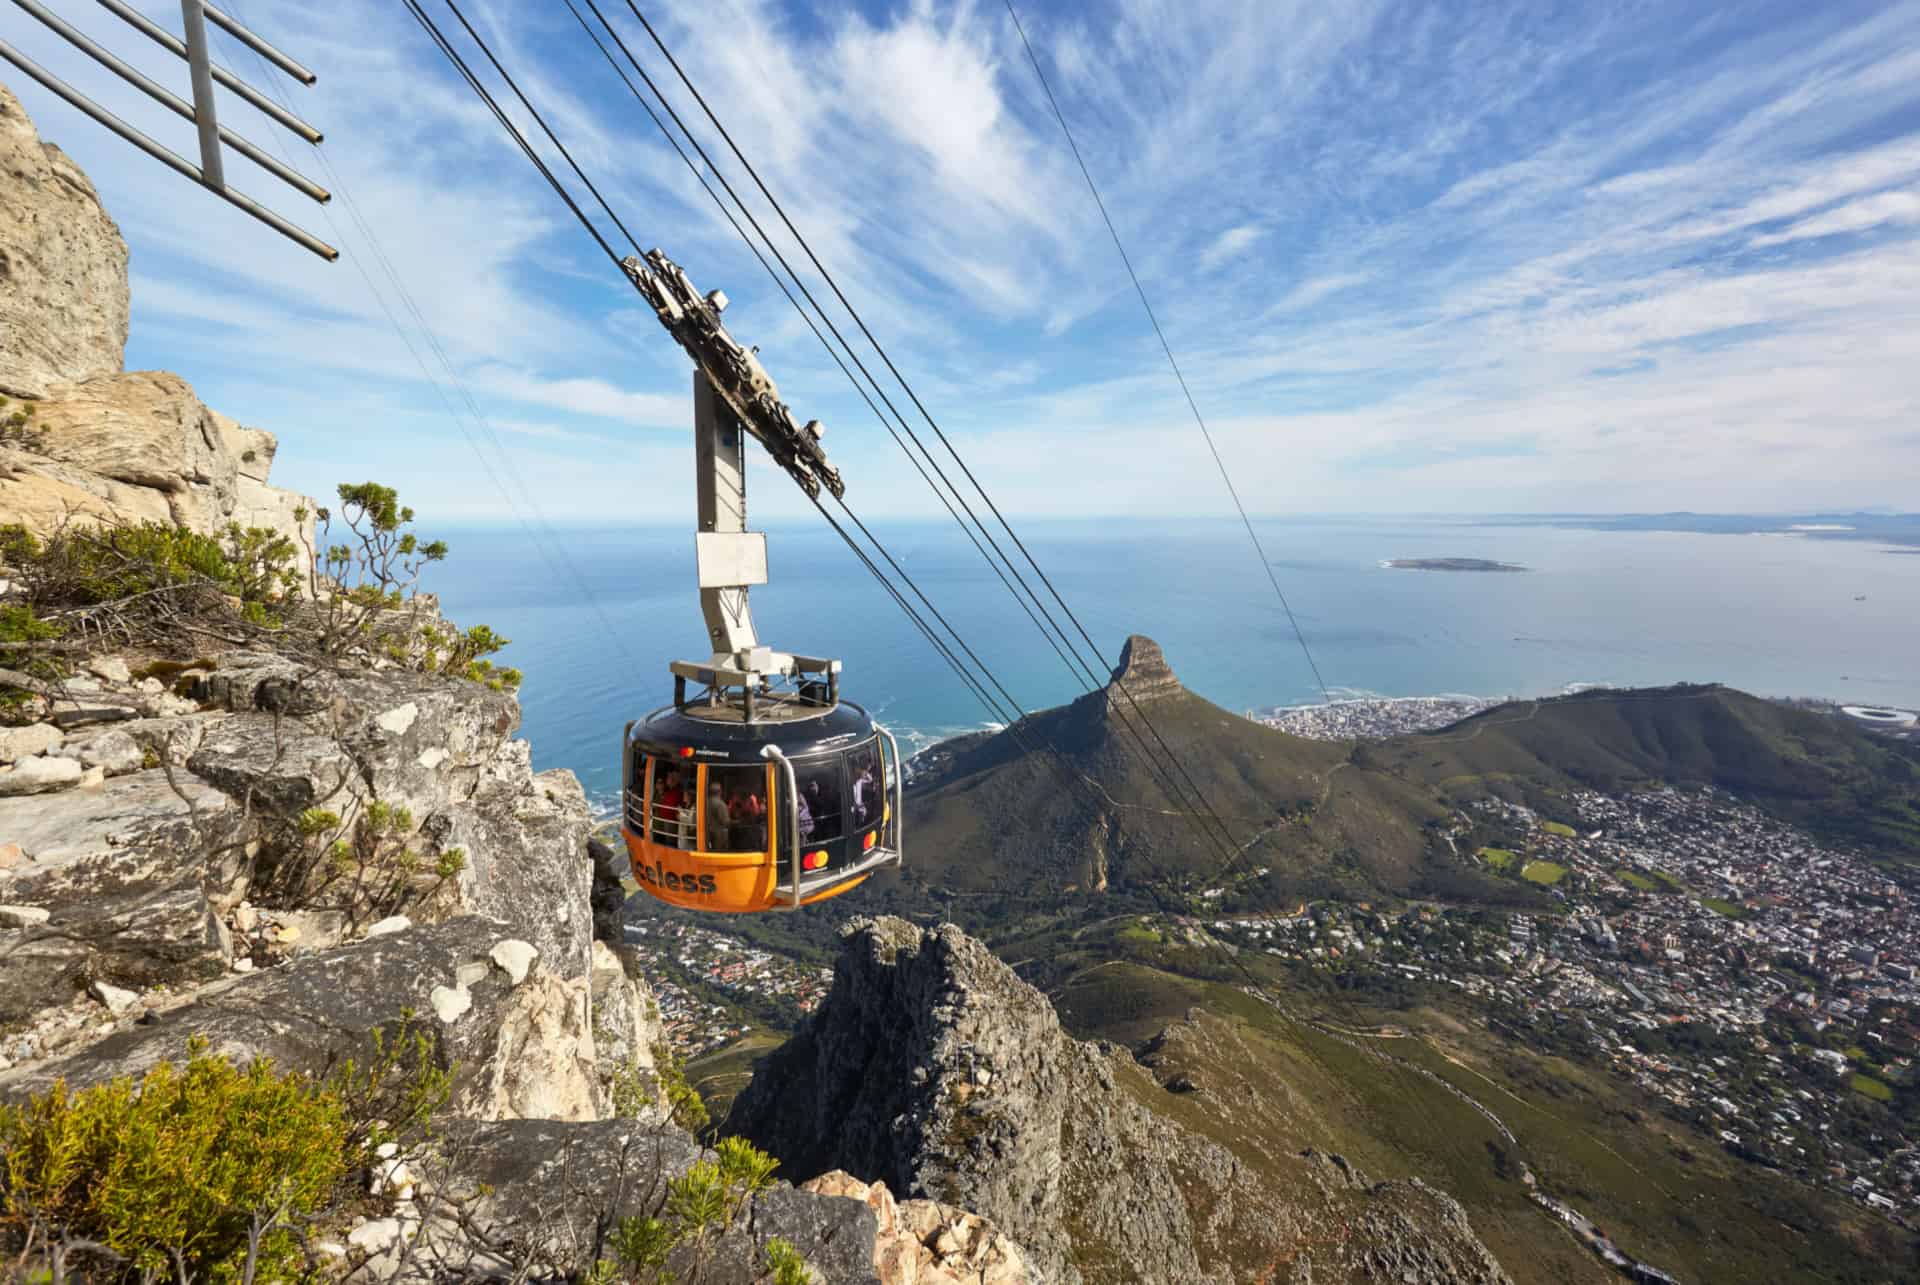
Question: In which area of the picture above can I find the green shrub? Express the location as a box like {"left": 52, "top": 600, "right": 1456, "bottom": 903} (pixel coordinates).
{"left": 0, "top": 1045, "right": 347, "bottom": 1281}
{"left": 0, "top": 604, "right": 64, "bottom": 717}
{"left": 609, "top": 1061, "right": 656, "bottom": 1121}
{"left": 0, "top": 396, "right": 41, "bottom": 449}
{"left": 0, "top": 520, "right": 297, "bottom": 619}
{"left": 655, "top": 1046, "right": 710, "bottom": 1133}
{"left": 585, "top": 1134, "right": 789, "bottom": 1282}
{"left": 281, "top": 799, "right": 444, "bottom": 927}
{"left": 763, "top": 1237, "right": 811, "bottom": 1285}
{"left": 609, "top": 1213, "right": 677, "bottom": 1279}
{"left": 325, "top": 1019, "right": 452, "bottom": 1155}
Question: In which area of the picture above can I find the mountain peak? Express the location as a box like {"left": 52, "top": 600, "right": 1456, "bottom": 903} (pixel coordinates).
{"left": 1107, "top": 634, "right": 1182, "bottom": 704}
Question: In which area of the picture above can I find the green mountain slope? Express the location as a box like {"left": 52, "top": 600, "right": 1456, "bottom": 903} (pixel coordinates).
{"left": 905, "top": 636, "right": 1509, "bottom": 904}
{"left": 1031, "top": 926, "right": 1918, "bottom": 1285}
{"left": 1380, "top": 683, "right": 1920, "bottom": 860}
{"left": 905, "top": 649, "right": 1920, "bottom": 918}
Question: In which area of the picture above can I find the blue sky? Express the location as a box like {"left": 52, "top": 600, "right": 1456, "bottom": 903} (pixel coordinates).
{"left": 9, "top": 0, "right": 1920, "bottom": 522}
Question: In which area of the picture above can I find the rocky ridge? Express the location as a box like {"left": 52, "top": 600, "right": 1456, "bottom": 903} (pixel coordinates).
{"left": 725, "top": 916, "right": 1514, "bottom": 1285}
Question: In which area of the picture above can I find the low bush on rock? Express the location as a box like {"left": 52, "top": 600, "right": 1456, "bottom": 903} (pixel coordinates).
{"left": 265, "top": 803, "right": 470, "bottom": 931}
{"left": 0, "top": 480, "right": 517, "bottom": 724}
{"left": 0, "top": 396, "right": 41, "bottom": 449}
{"left": 0, "top": 1044, "right": 348, "bottom": 1281}
{"left": 0, "top": 1027, "right": 451, "bottom": 1282}
{"left": 0, "top": 519, "right": 298, "bottom": 627}
{"left": 0, "top": 603, "right": 64, "bottom": 717}
{"left": 585, "top": 1136, "right": 789, "bottom": 1285}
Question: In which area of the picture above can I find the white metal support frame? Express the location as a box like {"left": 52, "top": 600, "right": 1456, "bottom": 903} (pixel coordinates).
{"left": 1, "top": 0, "right": 336, "bottom": 259}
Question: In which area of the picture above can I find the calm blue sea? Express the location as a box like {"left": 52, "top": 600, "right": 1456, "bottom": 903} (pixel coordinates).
{"left": 423, "top": 517, "right": 1920, "bottom": 810}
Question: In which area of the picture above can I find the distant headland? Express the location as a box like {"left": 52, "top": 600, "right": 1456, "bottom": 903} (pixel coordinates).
{"left": 1384, "top": 557, "right": 1528, "bottom": 572}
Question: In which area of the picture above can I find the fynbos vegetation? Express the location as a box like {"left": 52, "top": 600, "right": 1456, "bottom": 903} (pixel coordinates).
{"left": 0, "top": 480, "right": 517, "bottom": 727}
{"left": 0, "top": 1031, "right": 447, "bottom": 1283}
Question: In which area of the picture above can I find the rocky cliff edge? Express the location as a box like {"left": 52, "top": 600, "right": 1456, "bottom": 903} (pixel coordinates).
{"left": 0, "top": 82, "right": 311, "bottom": 557}
{"left": 724, "top": 916, "right": 1515, "bottom": 1285}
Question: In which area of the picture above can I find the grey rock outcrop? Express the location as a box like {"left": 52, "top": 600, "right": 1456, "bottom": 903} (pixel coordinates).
{"left": 0, "top": 917, "right": 601, "bottom": 1121}
{"left": 0, "top": 84, "right": 313, "bottom": 557}
{"left": 0, "top": 82, "right": 127, "bottom": 399}
{"left": 380, "top": 1119, "right": 884, "bottom": 1284}
{"left": 725, "top": 917, "right": 1513, "bottom": 1285}
{"left": 1105, "top": 633, "right": 1183, "bottom": 707}
{"left": 0, "top": 768, "right": 243, "bottom": 1023}
{"left": 0, "top": 643, "right": 597, "bottom": 1055}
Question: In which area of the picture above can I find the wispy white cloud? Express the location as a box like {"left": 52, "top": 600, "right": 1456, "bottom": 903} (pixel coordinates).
{"left": 1199, "top": 224, "right": 1265, "bottom": 271}
{"left": 1752, "top": 190, "right": 1920, "bottom": 246}
{"left": 6, "top": 0, "right": 1920, "bottom": 522}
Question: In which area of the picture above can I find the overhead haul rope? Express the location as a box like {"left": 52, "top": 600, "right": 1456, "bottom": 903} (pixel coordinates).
{"left": 1002, "top": 0, "right": 1331, "bottom": 708}
{"left": 571, "top": 2, "right": 1248, "bottom": 874}
{"left": 410, "top": 6, "right": 1439, "bottom": 1104}
{"left": 610, "top": 1, "right": 1281, "bottom": 883}
{"left": 410, "top": 1, "right": 1341, "bottom": 1009}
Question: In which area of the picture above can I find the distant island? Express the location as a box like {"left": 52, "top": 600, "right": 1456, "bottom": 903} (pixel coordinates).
{"left": 1385, "top": 557, "right": 1528, "bottom": 572}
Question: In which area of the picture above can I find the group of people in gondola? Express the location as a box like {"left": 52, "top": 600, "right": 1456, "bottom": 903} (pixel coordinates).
{"left": 645, "top": 756, "right": 879, "bottom": 854}
{"left": 648, "top": 763, "right": 777, "bottom": 852}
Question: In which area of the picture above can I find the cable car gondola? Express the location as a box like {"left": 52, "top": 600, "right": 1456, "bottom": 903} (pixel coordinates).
{"left": 618, "top": 250, "right": 903, "bottom": 912}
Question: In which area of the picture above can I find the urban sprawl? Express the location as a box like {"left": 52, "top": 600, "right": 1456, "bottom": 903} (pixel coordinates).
{"left": 1202, "top": 786, "right": 1920, "bottom": 1220}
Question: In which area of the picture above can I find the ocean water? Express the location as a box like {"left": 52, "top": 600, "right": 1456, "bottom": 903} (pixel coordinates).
{"left": 423, "top": 517, "right": 1920, "bottom": 809}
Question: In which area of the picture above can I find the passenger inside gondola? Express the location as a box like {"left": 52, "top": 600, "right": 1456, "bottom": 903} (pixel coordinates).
{"left": 729, "top": 785, "right": 766, "bottom": 851}
{"left": 705, "top": 781, "right": 730, "bottom": 848}
{"left": 803, "top": 776, "right": 841, "bottom": 840}
{"left": 650, "top": 761, "right": 694, "bottom": 850}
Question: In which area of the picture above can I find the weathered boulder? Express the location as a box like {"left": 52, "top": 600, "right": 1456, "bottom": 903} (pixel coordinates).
{"left": 725, "top": 917, "right": 1513, "bottom": 1285}
{"left": 0, "top": 81, "right": 128, "bottom": 399}
{"left": 0, "top": 753, "right": 82, "bottom": 795}
{"left": 0, "top": 722, "right": 62, "bottom": 764}
{"left": 26, "top": 372, "right": 237, "bottom": 520}
{"left": 65, "top": 726, "right": 145, "bottom": 776}
{"left": 428, "top": 764, "right": 594, "bottom": 984}
{"left": 0, "top": 444, "right": 171, "bottom": 532}
{"left": 0, "top": 770, "right": 242, "bottom": 1022}
{"left": 802, "top": 1171, "right": 1035, "bottom": 1285}
{"left": 326, "top": 666, "right": 521, "bottom": 819}
{"left": 359, "top": 1118, "right": 886, "bottom": 1284}
{"left": 105, "top": 712, "right": 219, "bottom": 767}
{"left": 0, "top": 917, "right": 602, "bottom": 1121}
{"left": 186, "top": 713, "right": 360, "bottom": 816}
{"left": 189, "top": 650, "right": 333, "bottom": 716}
